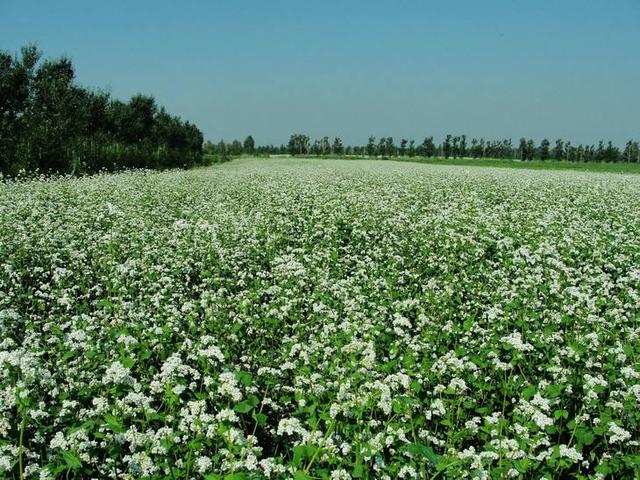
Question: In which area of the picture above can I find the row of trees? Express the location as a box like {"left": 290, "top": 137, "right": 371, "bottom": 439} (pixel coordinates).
{"left": 0, "top": 45, "right": 204, "bottom": 176}
{"left": 203, "top": 136, "right": 255, "bottom": 161}
{"left": 217, "top": 134, "right": 639, "bottom": 163}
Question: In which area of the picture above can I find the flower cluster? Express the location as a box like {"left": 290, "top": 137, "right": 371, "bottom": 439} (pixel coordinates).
{"left": 0, "top": 159, "right": 639, "bottom": 478}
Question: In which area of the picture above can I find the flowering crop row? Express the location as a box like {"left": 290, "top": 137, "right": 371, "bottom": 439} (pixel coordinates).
{"left": 0, "top": 158, "right": 639, "bottom": 479}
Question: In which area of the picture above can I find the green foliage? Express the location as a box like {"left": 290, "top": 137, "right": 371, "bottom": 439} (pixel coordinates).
{"left": 0, "top": 44, "right": 203, "bottom": 176}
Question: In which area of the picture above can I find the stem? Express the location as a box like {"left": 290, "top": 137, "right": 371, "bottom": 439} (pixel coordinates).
{"left": 303, "top": 420, "right": 336, "bottom": 474}
{"left": 429, "top": 460, "right": 463, "bottom": 480}
{"left": 251, "top": 384, "right": 270, "bottom": 437}
{"left": 18, "top": 413, "right": 26, "bottom": 480}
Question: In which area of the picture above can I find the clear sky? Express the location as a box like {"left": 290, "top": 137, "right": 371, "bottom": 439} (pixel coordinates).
{"left": 2, "top": 0, "right": 639, "bottom": 146}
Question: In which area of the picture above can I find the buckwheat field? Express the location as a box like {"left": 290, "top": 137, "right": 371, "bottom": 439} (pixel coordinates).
{"left": 1, "top": 158, "right": 639, "bottom": 479}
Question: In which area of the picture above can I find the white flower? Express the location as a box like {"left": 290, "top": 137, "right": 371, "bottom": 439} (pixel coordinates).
{"left": 558, "top": 444, "right": 583, "bottom": 462}
{"left": 501, "top": 331, "right": 534, "bottom": 352}
{"left": 277, "top": 417, "right": 306, "bottom": 436}
{"left": 398, "top": 465, "right": 417, "bottom": 478}
{"left": 217, "top": 372, "right": 242, "bottom": 401}
{"left": 49, "top": 431, "right": 67, "bottom": 449}
{"left": 195, "top": 455, "right": 212, "bottom": 473}
{"left": 608, "top": 422, "right": 631, "bottom": 444}
{"left": 331, "top": 469, "right": 352, "bottom": 480}
{"left": 103, "top": 361, "right": 130, "bottom": 384}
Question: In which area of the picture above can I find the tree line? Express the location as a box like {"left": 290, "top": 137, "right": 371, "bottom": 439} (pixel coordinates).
{"left": 210, "top": 134, "right": 640, "bottom": 163}
{"left": 0, "top": 45, "right": 204, "bottom": 176}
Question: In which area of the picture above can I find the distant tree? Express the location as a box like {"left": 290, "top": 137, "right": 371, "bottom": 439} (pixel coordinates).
{"left": 452, "top": 136, "right": 460, "bottom": 158}
{"left": 203, "top": 140, "right": 215, "bottom": 154}
{"left": 564, "top": 141, "right": 572, "bottom": 161}
{"left": 385, "top": 137, "right": 395, "bottom": 157}
{"left": 320, "top": 136, "right": 331, "bottom": 155}
{"left": 460, "top": 135, "right": 467, "bottom": 158}
{"left": 604, "top": 141, "right": 619, "bottom": 162}
{"left": 470, "top": 138, "right": 483, "bottom": 158}
{"left": 518, "top": 138, "right": 527, "bottom": 160}
{"left": 422, "top": 137, "right": 436, "bottom": 157}
{"left": 287, "top": 135, "right": 297, "bottom": 155}
{"left": 399, "top": 138, "right": 408, "bottom": 157}
{"left": 243, "top": 135, "right": 255, "bottom": 154}
{"left": 229, "top": 139, "right": 242, "bottom": 156}
{"left": 624, "top": 141, "right": 640, "bottom": 163}
{"left": 366, "top": 136, "right": 376, "bottom": 157}
{"left": 526, "top": 139, "right": 535, "bottom": 161}
{"left": 595, "top": 141, "right": 605, "bottom": 162}
{"left": 552, "top": 139, "right": 564, "bottom": 160}
{"left": 518, "top": 138, "right": 535, "bottom": 161}
{"left": 408, "top": 139, "right": 415, "bottom": 157}
{"left": 311, "top": 139, "right": 321, "bottom": 155}
{"left": 217, "top": 140, "right": 228, "bottom": 162}
{"left": 287, "top": 134, "right": 310, "bottom": 155}
{"left": 377, "top": 137, "right": 387, "bottom": 157}
{"left": 539, "top": 139, "right": 550, "bottom": 160}
{"left": 332, "top": 137, "right": 344, "bottom": 155}
{"left": 443, "top": 135, "right": 453, "bottom": 158}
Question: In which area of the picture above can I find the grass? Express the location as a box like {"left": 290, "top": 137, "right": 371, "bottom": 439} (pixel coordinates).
{"left": 276, "top": 155, "right": 640, "bottom": 174}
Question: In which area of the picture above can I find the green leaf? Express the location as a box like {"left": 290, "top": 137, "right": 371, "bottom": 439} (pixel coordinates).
{"left": 522, "top": 385, "right": 536, "bottom": 400}
{"left": 292, "top": 445, "right": 315, "bottom": 467}
{"left": 253, "top": 412, "right": 267, "bottom": 426}
{"left": 121, "top": 357, "right": 134, "bottom": 368}
{"left": 62, "top": 450, "right": 82, "bottom": 470}
{"left": 237, "top": 371, "right": 253, "bottom": 386}
{"left": 575, "top": 427, "right": 595, "bottom": 446}
{"left": 546, "top": 384, "right": 563, "bottom": 398}
{"left": 407, "top": 443, "right": 439, "bottom": 465}
{"left": 224, "top": 474, "right": 248, "bottom": 480}
{"left": 104, "top": 415, "right": 125, "bottom": 433}
{"left": 97, "top": 299, "right": 112, "bottom": 309}
{"left": 294, "top": 472, "right": 311, "bottom": 480}
{"left": 234, "top": 401, "right": 253, "bottom": 413}
{"left": 352, "top": 464, "right": 364, "bottom": 478}
{"left": 554, "top": 409, "right": 569, "bottom": 420}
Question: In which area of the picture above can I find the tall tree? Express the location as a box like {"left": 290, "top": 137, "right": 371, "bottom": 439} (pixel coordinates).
{"left": 443, "top": 135, "right": 453, "bottom": 158}
{"left": 408, "top": 139, "right": 416, "bottom": 157}
{"left": 539, "top": 139, "right": 551, "bottom": 160}
{"left": 287, "top": 134, "right": 310, "bottom": 155}
{"left": 385, "top": 137, "right": 395, "bottom": 157}
{"left": 366, "top": 136, "right": 376, "bottom": 157}
{"left": 526, "top": 140, "right": 535, "bottom": 160}
{"left": 243, "top": 135, "right": 255, "bottom": 154}
{"left": 553, "top": 139, "right": 564, "bottom": 160}
{"left": 321, "top": 136, "right": 331, "bottom": 155}
{"left": 623, "top": 141, "right": 640, "bottom": 163}
{"left": 518, "top": 138, "right": 527, "bottom": 160}
{"left": 460, "top": 135, "right": 467, "bottom": 158}
{"left": 0, "top": 44, "right": 204, "bottom": 175}
{"left": 422, "top": 137, "right": 436, "bottom": 158}
{"left": 399, "top": 138, "right": 408, "bottom": 157}
{"left": 377, "top": 137, "right": 387, "bottom": 157}
{"left": 332, "top": 137, "right": 344, "bottom": 155}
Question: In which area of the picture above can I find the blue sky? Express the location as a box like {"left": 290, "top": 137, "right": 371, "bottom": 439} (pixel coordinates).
{"left": 2, "top": 0, "right": 639, "bottom": 146}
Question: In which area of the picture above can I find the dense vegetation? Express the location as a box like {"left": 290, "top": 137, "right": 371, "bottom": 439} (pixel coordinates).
{"left": 209, "top": 134, "right": 640, "bottom": 164}
{"left": 0, "top": 45, "right": 204, "bottom": 176}
{"left": 1, "top": 158, "right": 638, "bottom": 479}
